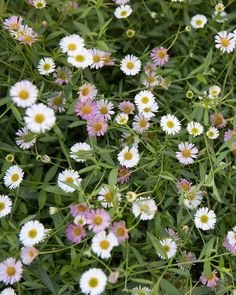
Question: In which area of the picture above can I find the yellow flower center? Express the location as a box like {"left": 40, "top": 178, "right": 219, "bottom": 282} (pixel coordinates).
{"left": 93, "top": 55, "right": 101, "bottom": 63}
{"left": 140, "top": 204, "right": 149, "bottom": 212}
{"left": 36, "top": 3, "right": 44, "bottom": 8}
{"left": 82, "top": 87, "right": 90, "bottom": 96}
{"left": 29, "top": 250, "right": 35, "bottom": 257}
{"left": 73, "top": 227, "right": 81, "bottom": 236}
{"left": 139, "top": 119, "right": 147, "bottom": 128}
{"left": 81, "top": 105, "right": 92, "bottom": 115}
{"left": 220, "top": 38, "right": 229, "bottom": 47}
{"left": 10, "top": 23, "right": 19, "bottom": 30}
{"left": 65, "top": 177, "right": 74, "bottom": 183}
{"left": 166, "top": 121, "right": 174, "bottom": 129}
{"left": 19, "top": 90, "right": 29, "bottom": 100}
{"left": 163, "top": 245, "right": 170, "bottom": 252}
{"left": 141, "top": 96, "right": 149, "bottom": 104}
{"left": 0, "top": 202, "right": 5, "bottom": 211}
{"left": 28, "top": 229, "right": 37, "bottom": 238}
{"left": 43, "top": 63, "right": 51, "bottom": 71}
{"left": 191, "top": 128, "right": 199, "bottom": 135}
{"left": 200, "top": 214, "right": 209, "bottom": 223}
{"left": 117, "top": 226, "right": 125, "bottom": 237}
{"left": 75, "top": 55, "right": 85, "bottom": 62}
{"left": 124, "top": 151, "right": 132, "bottom": 160}
{"left": 182, "top": 149, "right": 191, "bottom": 158}
{"left": 157, "top": 50, "right": 166, "bottom": 59}
{"left": 146, "top": 76, "right": 155, "bottom": 83}
{"left": 11, "top": 173, "right": 19, "bottom": 182}
{"left": 195, "top": 19, "right": 203, "bottom": 26}
{"left": 89, "top": 277, "right": 99, "bottom": 288}
{"left": 126, "top": 62, "right": 134, "bottom": 70}
{"left": 180, "top": 183, "right": 189, "bottom": 192}
{"left": 100, "top": 107, "right": 108, "bottom": 115}
{"left": 6, "top": 266, "right": 16, "bottom": 276}
{"left": 104, "top": 192, "right": 112, "bottom": 202}
{"left": 187, "top": 192, "right": 196, "bottom": 201}
{"left": 100, "top": 240, "right": 110, "bottom": 250}
{"left": 22, "top": 35, "right": 33, "bottom": 43}
{"left": 207, "top": 272, "right": 215, "bottom": 281}
{"left": 34, "top": 114, "right": 45, "bottom": 124}
{"left": 123, "top": 106, "right": 131, "bottom": 114}
{"left": 53, "top": 96, "right": 63, "bottom": 106}
{"left": 77, "top": 205, "right": 86, "bottom": 212}
{"left": 120, "top": 10, "right": 127, "bottom": 17}
{"left": 94, "top": 216, "right": 103, "bottom": 225}
{"left": 93, "top": 123, "right": 103, "bottom": 132}
{"left": 208, "top": 131, "right": 214, "bottom": 137}
{"left": 68, "top": 43, "right": 77, "bottom": 51}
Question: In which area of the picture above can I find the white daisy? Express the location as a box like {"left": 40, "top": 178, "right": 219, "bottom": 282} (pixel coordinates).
{"left": 57, "top": 169, "right": 82, "bottom": 193}
{"left": 184, "top": 190, "right": 203, "bottom": 209}
{"left": 215, "top": 31, "right": 235, "bottom": 53}
{"left": 227, "top": 226, "right": 236, "bottom": 247}
{"left": 208, "top": 85, "right": 221, "bottom": 98}
{"left": 143, "top": 72, "right": 159, "bottom": 87}
{"left": 194, "top": 207, "right": 216, "bottom": 231}
{"left": 132, "top": 286, "right": 151, "bottom": 295}
{"left": 70, "top": 142, "right": 93, "bottom": 162}
{"left": 19, "top": 220, "right": 47, "bottom": 247}
{"left": 213, "top": 10, "right": 228, "bottom": 23}
{"left": 38, "top": 57, "right": 55, "bottom": 75}
{"left": 190, "top": 14, "right": 208, "bottom": 29}
{"left": 138, "top": 101, "right": 159, "bottom": 119}
{"left": 118, "top": 146, "right": 140, "bottom": 168}
{"left": 160, "top": 114, "right": 181, "bottom": 135}
{"left": 114, "top": 5, "right": 132, "bottom": 19}
{"left": 176, "top": 142, "right": 198, "bottom": 165}
{"left": 134, "top": 90, "right": 155, "bottom": 107}
{"left": 0, "top": 288, "right": 16, "bottom": 295}
{"left": 157, "top": 238, "right": 177, "bottom": 259}
{"left": 186, "top": 122, "right": 203, "bottom": 137}
{"left": 3, "top": 165, "right": 24, "bottom": 189}
{"left": 24, "top": 103, "right": 56, "bottom": 133}
{"left": 10, "top": 80, "right": 38, "bottom": 108}
{"left": 132, "top": 114, "right": 150, "bottom": 133}
{"left": 115, "top": 113, "right": 129, "bottom": 125}
{"left": 90, "top": 49, "right": 105, "bottom": 69}
{"left": 132, "top": 198, "right": 157, "bottom": 220}
{"left": 80, "top": 268, "right": 107, "bottom": 295}
{"left": 98, "top": 186, "right": 121, "bottom": 208}
{"left": 20, "top": 246, "right": 39, "bottom": 265}
{"left": 114, "top": 0, "right": 130, "bottom": 4}
{"left": 0, "top": 195, "right": 12, "bottom": 218}
{"left": 59, "top": 34, "right": 85, "bottom": 54}
{"left": 91, "top": 231, "right": 118, "bottom": 259}
{"left": 96, "top": 99, "right": 114, "bottom": 120}
{"left": 206, "top": 127, "right": 219, "bottom": 140}
{"left": 74, "top": 215, "right": 87, "bottom": 225}
{"left": 33, "top": 0, "right": 46, "bottom": 9}
{"left": 215, "top": 3, "right": 225, "bottom": 12}
{"left": 15, "top": 127, "right": 36, "bottom": 150}
{"left": 120, "top": 55, "right": 141, "bottom": 76}
{"left": 68, "top": 48, "right": 93, "bottom": 69}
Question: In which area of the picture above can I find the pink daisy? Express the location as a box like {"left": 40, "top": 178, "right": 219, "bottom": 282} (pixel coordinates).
{"left": 75, "top": 98, "right": 98, "bottom": 120}
{"left": 117, "top": 166, "right": 131, "bottom": 184}
{"left": 151, "top": 47, "right": 169, "bottom": 67}
{"left": 210, "top": 113, "right": 227, "bottom": 129}
{"left": 16, "top": 24, "right": 38, "bottom": 45}
{"left": 0, "top": 258, "right": 23, "bottom": 285}
{"left": 223, "top": 237, "right": 236, "bottom": 254}
{"left": 66, "top": 224, "right": 87, "bottom": 244}
{"left": 87, "top": 209, "right": 111, "bottom": 233}
{"left": 78, "top": 83, "right": 98, "bottom": 101}
{"left": 118, "top": 101, "right": 135, "bottom": 115}
{"left": 69, "top": 203, "right": 89, "bottom": 218}
{"left": 3, "top": 16, "right": 23, "bottom": 31}
{"left": 176, "top": 179, "right": 192, "bottom": 193}
{"left": 86, "top": 116, "right": 108, "bottom": 136}
{"left": 20, "top": 247, "right": 39, "bottom": 265}
{"left": 200, "top": 270, "right": 219, "bottom": 289}
{"left": 110, "top": 221, "right": 129, "bottom": 244}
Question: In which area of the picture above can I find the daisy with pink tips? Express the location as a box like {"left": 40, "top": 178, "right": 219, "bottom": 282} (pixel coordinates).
{"left": 75, "top": 98, "right": 98, "bottom": 120}
{"left": 0, "top": 258, "right": 23, "bottom": 285}
{"left": 86, "top": 116, "right": 108, "bottom": 136}
{"left": 78, "top": 83, "right": 97, "bottom": 101}
{"left": 3, "top": 16, "right": 23, "bottom": 31}
{"left": 66, "top": 223, "right": 87, "bottom": 244}
{"left": 151, "top": 47, "right": 169, "bottom": 67}
{"left": 110, "top": 221, "right": 129, "bottom": 244}
{"left": 200, "top": 270, "right": 219, "bottom": 289}
{"left": 87, "top": 209, "right": 111, "bottom": 233}
{"left": 69, "top": 203, "right": 89, "bottom": 218}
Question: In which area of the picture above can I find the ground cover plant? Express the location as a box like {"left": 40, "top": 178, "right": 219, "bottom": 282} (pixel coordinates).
{"left": 0, "top": 0, "right": 236, "bottom": 294}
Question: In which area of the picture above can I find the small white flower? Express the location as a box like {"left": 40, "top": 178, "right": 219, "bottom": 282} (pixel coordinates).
{"left": 79, "top": 268, "right": 107, "bottom": 295}
{"left": 215, "top": 31, "right": 236, "bottom": 53}
{"left": 160, "top": 114, "right": 181, "bottom": 135}
{"left": 120, "top": 55, "right": 141, "bottom": 76}
{"left": 206, "top": 127, "right": 219, "bottom": 140}
{"left": 98, "top": 186, "right": 121, "bottom": 208}
{"left": 190, "top": 14, "right": 208, "bottom": 29}
{"left": 0, "top": 195, "right": 12, "bottom": 218}
{"left": 15, "top": 127, "right": 36, "bottom": 150}
{"left": 59, "top": 34, "right": 85, "bottom": 54}
{"left": 3, "top": 165, "right": 24, "bottom": 189}
{"left": 91, "top": 231, "right": 118, "bottom": 259}
{"left": 208, "top": 85, "right": 221, "bottom": 98}
{"left": 118, "top": 146, "right": 140, "bottom": 168}
{"left": 176, "top": 142, "right": 198, "bottom": 165}
{"left": 96, "top": 99, "right": 114, "bottom": 120}
{"left": 68, "top": 48, "right": 93, "bottom": 69}
{"left": 33, "top": 0, "right": 46, "bottom": 9}
{"left": 114, "top": 5, "right": 132, "bottom": 19}
{"left": 194, "top": 207, "right": 216, "bottom": 231}
{"left": 184, "top": 190, "right": 203, "bottom": 209}
{"left": 132, "top": 286, "right": 151, "bottom": 295}
{"left": 20, "top": 246, "right": 39, "bottom": 265}
{"left": 38, "top": 57, "right": 55, "bottom": 75}
{"left": 74, "top": 215, "right": 87, "bottom": 225}
{"left": 10, "top": 80, "right": 38, "bottom": 108}
{"left": 227, "top": 226, "right": 236, "bottom": 247}
{"left": 19, "top": 220, "right": 47, "bottom": 247}
{"left": 143, "top": 72, "right": 159, "bottom": 87}
{"left": 132, "top": 198, "right": 157, "bottom": 220}
{"left": 187, "top": 122, "right": 203, "bottom": 137}
{"left": 0, "top": 288, "right": 16, "bottom": 295}
{"left": 157, "top": 238, "right": 177, "bottom": 259}
{"left": 138, "top": 101, "right": 159, "bottom": 119}
{"left": 215, "top": 3, "right": 225, "bottom": 12}
{"left": 132, "top": 114, "right": 150, "bottom": 133}
{"left": 70, "top": 142, "right": 93, "bottom": 162}
{"left": 57, "top": 169, "right": 82, "bottom": 193}
{"left": 115, "top": 113, "right": 129, "bottom": 125}
{"left": 134, "top": 90, "right": 155, "bottom": 107}
{"left": 90, "top": 49, "right": 105, "bottom": 69}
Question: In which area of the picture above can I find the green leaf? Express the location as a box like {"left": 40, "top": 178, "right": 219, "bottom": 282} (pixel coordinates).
{"left": 38, "top": 190, "right": 47, "bottom": 209}
{"left": 33, "top": 265, "right": 56, "bottom": 294}
{"left": 108, "top": 167, "right": 118, "bottom": 186}
{"left": 199, "top": 238, "right": 215, "bottom": 259}
{"left": 159, "top": 278, "right": 182, "bottom": 295}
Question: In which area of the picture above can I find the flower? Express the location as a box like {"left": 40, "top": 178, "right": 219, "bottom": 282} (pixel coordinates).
{"left": 70, "top": 142, "right": 93, "bottom": 162}
{"left": 210, "top": 112, "right": 227, "bottom": 129}
{"left": 165, "top": 228, "right": 180, "bottom": 241}
{"left": 215, "top": 31, "right": 235, "bottom": 53}
{"left": 53, "top": 66, "right": 72, "bottom": 85}
{"left": 118, "top": 101, "right": 135, "bottom": 115}
{"left": 178, "top": 251, "right": 196, "bottom": 270}
{"left": 157, "top": 238, "right": 177, "bottom": 259}
{"left": 143, "top": 72, "right": 159, "bottom": 87}
{"left": 10, "top": 80, "right": 38, "bottom": 108}
{"left": 16, "top": 24, "right": 38, "bottom": 45}
{"left": 0, "top": 258, "right": 23, "bottom": 285}
{"left": 75, "top": 98, "right": 98, "bottom": 120}
{"left": 38, "top": 57, "right": 55, "bottom": 75}
{"left": 115, "top": 113, "right": 129, "bottom": 125}
{"left": 3, "top": 16, "right": 23, "bottom": 31}
{"left": 200, "top": 270, "right": 219, "bottom": 289}
{"left": 57, "top": 169, "right": 82, "bottom": 193}
{"left": 70, "top": 203, "right": 89, "bottom": 218}
{"left": 126, "top": 191, "right": 137, "bottom": 202}
{"left": 113, "top": 0, "right": 130, "bottom": 4}
{"left": 15, "top": 127, "right": 36, "bottom": 150}
{"left": 47, "top": 92, "right": 66, "bottom": 113}
{"left": 132, "top": 286, "right": 151, "bottom": 295}
{"left": 78, "top": 83, "right": 98, "bottom": 101}
{"left": 68, "top": 48, "right": 93, "bottom": 69}
{"left": 103, "top": 52, "right": 115, "bottom": 65}
{"left": 186, "top": 122, "right": 203, "bottom": 137}
{"left": 160, "top": 114, "right": 181, "bottom": 135}
{"left": 134, "top": 90, "right": 155, "bottom": 107}
{"left": 3, "top": 165, "right": 24, "bottom": 189}
{"left": 0, "top": 288, "right": 16, "bottom": 295}
{"left": 223, "top": 237, "right": 236, "bottom": 254}
{"left": 184, "top": 190, "right": 203, "bottom": 209}
{"left": 118, "top": 146, "right": 140, "bottom": 168}
{"left": 90, "top": 49, "right": 105, "bottom": 69}
{"left": 33, "top": 0, "right": 46, "bottom": 9}
{"left": 132, "top": 114, "right": 150, "bottom": 133}
{"left": 208, "top": 85, "right": 221, "bottom": 98}
{"left": 132, "top": 198, "right": 157, "bottom": 220}
{"left": 19, "top": 220, "right": 47, "bottom": 246}
{"left": 194, "top": 207, "right": 216, "bottom": 230}
{"left": 227, "top": 226, "right": 236, "bottom": 247}
{"left": 79, "top": 268, "right": 107, "bottom": 295}
{"left": 66, "top": 223, "right": 87, "bottom": 244}
{"left": 224, "top": 130, "right": 236, "bottom": 155}
{"left": 20, "top": 247, "right": 39, "bottom": 265}
{"left": 91, "top": 231, "right": 118, "bottom": 259}
{"left": 59, "top": 34, "right": 85, "bottom": 54}
{"left": 74, "top": 215, "right": 87, "bottom": 226}
{"left": 24, "top": 103, "right": 56, "bottom": 133}
{"left": 215, "top": 3, "right": 225, "bottom": 12}
{"left": 0, "top": 195, "right": 12, "bottom": 218}
{"left": 87, "top": 116, "right": 108, "bottom": 137}
{"left": 120, "top": 55, "right": 141, "bottom": 76}
{"left": 96, "top": 99, "right": 114, "bottom": 120}
{"left": 138, "top": 102, "right": 159, "bottom": 119}
{"left": 87, "top": 209, "right": 111, "bottom": 233}
{"left": 114, "top": 5, "right": 132, "bottom": 19}
{"left": 98, "top": 186, "right": 121, "bottom": 208}
{"left": 176, "top": 142, "right": 198, "bottom": 165}
{"left": 117, "top": 166, "right": 131, "bottom": 183}
{"left": 190, "top": 14, "right": 208, "bottom": 29}
{"left": 176, "top": 179, "right": 192, "bottom": 193}
{"left": 144, "top": 62, "right": 157, "bottom": 74}
{"left": 110, "top": 221, "right": 129, "bottom": 244}
{"left": 206, "top": 127, "right": 219, "bottom": 139}
{"left": 150, "top": 47, "right": 169, "bottom": 67}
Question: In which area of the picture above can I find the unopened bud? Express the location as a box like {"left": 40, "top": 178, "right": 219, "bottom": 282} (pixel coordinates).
{"left": 126, "top": 191, "right": 137, "bottom": 202}
{"left": 108, "top": 271, "right": 119, "bottom": 284}
{"left": 5, "top": 154, "right": 14, "bottom": 162}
